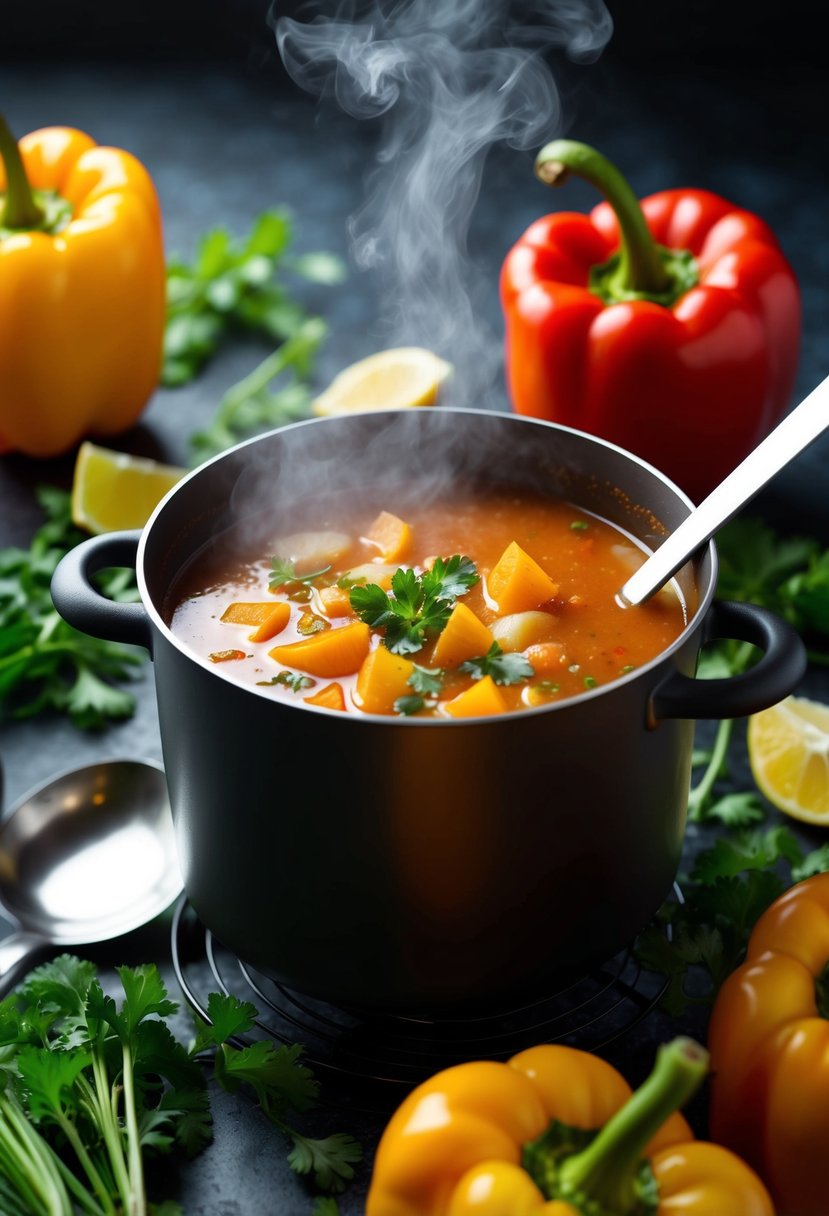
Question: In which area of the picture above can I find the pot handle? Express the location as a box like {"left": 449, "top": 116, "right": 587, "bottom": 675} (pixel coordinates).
{"left": 650, "top": 599, "right": 806, "bottom": 722}
{"left": 50, "top": 531, "right": 153, "bottom": 654}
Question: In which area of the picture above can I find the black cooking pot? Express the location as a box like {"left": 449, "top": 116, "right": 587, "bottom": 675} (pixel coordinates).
{"left": 51, "top": 409, "right": 805, "bottom": 1011}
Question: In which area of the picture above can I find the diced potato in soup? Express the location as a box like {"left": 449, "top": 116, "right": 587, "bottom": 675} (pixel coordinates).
{"left": 272, "top": 530, "right": 352, "bottom": 571}
{"left": 168, "top": 489, "right": 690, "bottom": 718}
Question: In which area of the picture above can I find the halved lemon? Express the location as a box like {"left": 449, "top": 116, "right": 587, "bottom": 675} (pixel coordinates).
{"left": 311, "top": 347, "right": 452, "bottom": 416}
{"left": 71, "top": 442, "right": 186, "bottom": 534}
{"left": 748, "top": 695, "right": 829, "bottom": 824}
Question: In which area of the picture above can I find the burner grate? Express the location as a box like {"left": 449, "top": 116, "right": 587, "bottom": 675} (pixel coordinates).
{"left": 171, "top": 896, "right": 671, "bottom": 1109}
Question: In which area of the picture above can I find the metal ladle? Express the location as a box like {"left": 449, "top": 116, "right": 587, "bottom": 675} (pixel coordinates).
{"left": 0, "top": 759, "right": 182, "bottom": 993}
{"left": 619, "top": 373, "right": 829, "bottom": 606}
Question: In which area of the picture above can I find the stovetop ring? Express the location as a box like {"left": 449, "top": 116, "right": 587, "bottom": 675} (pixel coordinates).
{"left": 171, "top": 894, "right": 675, "bottom": 1111}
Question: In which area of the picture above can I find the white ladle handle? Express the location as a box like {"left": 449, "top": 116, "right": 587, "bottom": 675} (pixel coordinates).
{"left": 620, "top": 374, "right": 829, "bottom": 607}
{"left": 0, "top": 929, "right": 49, "bottom": 996}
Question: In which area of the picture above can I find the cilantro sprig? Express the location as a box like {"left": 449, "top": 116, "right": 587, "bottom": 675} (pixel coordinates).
{"left": 636, "top": 827, "right": 829, "bottom": 1016}
{"left": 163, "top": 210, "right": 344, "bottom": 387}
{"left": 394, "top": 664, "right": 445, "bottom": 715}
{"left": 460, "top": 642, "right": 535, "bottom": 686}
{"left": 0, "top": 957, "right": 361, "bottom": 1213}
{"left": 269, "top": 556, "right": 332, "bottom": 593}
{"left": 0, "top": 488, "right": 144, "bottom": 730}
{"left": 350, "top": 556, "right": 479, "bottom": 655}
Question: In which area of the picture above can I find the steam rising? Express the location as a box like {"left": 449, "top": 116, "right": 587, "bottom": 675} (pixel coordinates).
{"left": 275, "top": 0, "right": 612, "bottom": 405}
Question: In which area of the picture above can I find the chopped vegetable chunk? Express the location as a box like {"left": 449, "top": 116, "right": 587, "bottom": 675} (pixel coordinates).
{"left": 355, "top": 646, "right": 415, "bottom": 714}
{"left": 318, "top": 585, "right": 354, "bottom": 618}
{"left": 488, "top": 541, "right": 558, "bottom": 614}
{"left": 304, "top": 682, "right": 347, "bottom": 711}
{"left": 431, "top": 602, "right": 495, "bottom": 668}
{"left": 443, "top": 675, "right": 507, "bottom": 718}
{"left": 269, "top": 621, "right": 370, "bottom": 677}
{"left": 364, "top": 510, "right": 412, "bottom": 563}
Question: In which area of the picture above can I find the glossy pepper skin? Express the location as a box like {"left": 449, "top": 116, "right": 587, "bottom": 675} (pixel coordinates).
{"left": 709, "top": 871, "right": 829, "bottom": 1215}
{"left": 501, "top": 140, "right": 800, "bottom": 504}
{"left": 366, "top": 1039, "right": 774, "bottom": 1216}
{"left": 0, "top": 119, "right": 165, "bottom": 457}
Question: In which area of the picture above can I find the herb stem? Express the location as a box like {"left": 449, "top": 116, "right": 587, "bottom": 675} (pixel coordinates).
{"left": 0, "top": 1093, "right": 72, "bottom": 1216}
{"left": 120, "top": 1041, "right": 147, "bottom": 1216}
{"left": 85, "top": 1058, "right": 131, "bottom": 1210}
{"left": 53, "top": 1110, "right": 116, "bottom": 1216}
{"left": 687, "top": 641, "right": 753, "bottom": 822}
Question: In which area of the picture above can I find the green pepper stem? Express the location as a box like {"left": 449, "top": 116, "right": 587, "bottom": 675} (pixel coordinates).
{"left": 534, "top": 140, "right": 698, "bottom": 308}
{"left": 0, "top": 115, "right": 44, "bottom": 230}
{"left": 557, "top": 1037, "right": 708, "bottom": 1212}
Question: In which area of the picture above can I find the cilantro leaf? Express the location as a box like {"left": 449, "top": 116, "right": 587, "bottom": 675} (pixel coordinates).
{"left": 791, "top": 845, "right": 829, "bottom": 883}
{"left": 214, "top": 1040, "right": 319, "bottom": 1117}
{"left": 691, "top": 827, "right": 803, "bottom": 884}
{"left": 409, "top": 665, "right": 444, "bottom": 696}
{"left": 312, "top": 1200, "right": 341, "bottom": 1216}
{"left": 421, "top": 555, "right": 479, "bottom": 600}
{"left": 116, "top": 965, "right": 178, "bottom": 1038}
{"left": 351, "top": 557, "right": 479, "bottom": 655}
{"left": 0, "top": 490, "right": 143, "bottom": 730}
{"left": 394, "top": 694, "right": 426, "bottom": 716}
{"left": 460, "top": 642, "right": 535, "bottom": 686}
{"left": 703, "top": 791, "right": 765, "bottom": 828}
{"left": 194, "top": 993, "right": 258, "bottom": 1050}
{"left": 287, "top": 1130, "right": 363, "bottom": 1193}
{"left": 269, "top": 556, "right": 332, "bottom": 590}
{"left": 163, "top": 211, "right": 344, "bottom": 386}
{"left": 257, "top": 672, "right": 316, "bottom": 693}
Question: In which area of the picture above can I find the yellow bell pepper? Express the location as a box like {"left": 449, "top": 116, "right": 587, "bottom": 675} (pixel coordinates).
{"left": 0, "top": 116, "right": 165, "bottom": 457}
{"left": 708, "top": 870, "right": 829, "bottom": 1216}
{"left": 366, "top": 1038, "right": 774, "bottom": 1216}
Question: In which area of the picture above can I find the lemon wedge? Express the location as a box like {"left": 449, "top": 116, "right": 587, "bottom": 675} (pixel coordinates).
{"left": 311, "top": 347, "right": 452, "bottom": 417}
{"left": 71, "top": 442, "right": 186, "bottom": 534}
{"left": 748, "top": 695, "right": 829, "bottom": 825}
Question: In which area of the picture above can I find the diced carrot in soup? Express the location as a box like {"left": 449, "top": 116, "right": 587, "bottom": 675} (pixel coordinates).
{"left": 431, "top": 602, "right": 495, "bottom": 668}
{"left": 364, "top": 510, "right": 412, "bottom": 563}
{"left": 304, "top": 682, "right": 347, "bottom": 711}
{"left": 318, "top": 585, "right": 354, "bottom": 618}
{"left": 221, "top": 602, "right": 279, "bottom": 626}
{"left": 269, "top": 622, "right": 370, "bottom": 677}
{"left": 247, "top": 602, "right": 291, "bottom": 642}
{"left": 355, "top": 646, "right": 414, "bottom": 714}
{"left": 488, "top": 542, "right": 558, "bottom": 614}
{"left": 444, "top": 676, "right": 507, "bottom": 718}
{"left": 523, "top": 642, "right": 566, "bottom": 676}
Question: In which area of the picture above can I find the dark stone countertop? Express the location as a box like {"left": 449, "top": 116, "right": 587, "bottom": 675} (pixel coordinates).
{"left": 0, "top": 12, "right": 827, "bottom": 1211}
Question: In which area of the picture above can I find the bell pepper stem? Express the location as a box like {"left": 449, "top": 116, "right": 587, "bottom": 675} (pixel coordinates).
{"left": 0, "top": 115, "right": 44, "bottom": 230}
{"left": 535, "top": 139, "right": 668, "bottom": 294}
{"left": 556, "top": 1037, "right": 708, "bottom": 1211}
{"left": 534, "top": 140, "right": 697, "bottom": 308}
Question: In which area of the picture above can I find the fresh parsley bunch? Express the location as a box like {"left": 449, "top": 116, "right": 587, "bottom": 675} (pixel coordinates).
{"left": 0, "top": 488, "right": 143, "bottom": 729}
{"left": 0, "top": 955, "right": 361, "bottom": 1215}
{"left": 163, "top": 210, "right": 344, "bottom": 388}
{"left": 351, "top": 556, "right": 479, "bottom": 655}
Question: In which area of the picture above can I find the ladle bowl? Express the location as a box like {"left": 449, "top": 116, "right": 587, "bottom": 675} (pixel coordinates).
{"left": 0, "top": 759, "right": 182, "bottom": 993}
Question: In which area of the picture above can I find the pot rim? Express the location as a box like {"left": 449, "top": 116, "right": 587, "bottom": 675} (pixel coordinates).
{"left": 136, "top": 407, "right": 717, "bottom": 725}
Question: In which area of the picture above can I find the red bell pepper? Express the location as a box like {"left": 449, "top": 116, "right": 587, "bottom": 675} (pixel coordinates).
{"left": 500, "top": 140, "right": 800, "bottom": 503}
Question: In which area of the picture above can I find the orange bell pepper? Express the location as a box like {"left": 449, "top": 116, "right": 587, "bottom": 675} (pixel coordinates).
{"left": 708, "top": 871, "right": 829, "bottom": 1215}
{"left": 0, "top": 116, "right": 165, "bottom": 457}
{"left": 366, "top": 1038, "right": 773, "bottom": 1215}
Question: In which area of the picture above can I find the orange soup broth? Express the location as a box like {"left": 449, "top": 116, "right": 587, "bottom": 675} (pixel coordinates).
{"left": 168, "top": 490, "right": 690, "bottom": 717}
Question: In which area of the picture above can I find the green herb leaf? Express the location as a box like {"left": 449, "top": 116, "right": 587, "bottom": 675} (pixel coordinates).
{"left": 791, "top": 845, "right": 829, "bottom": 883}
{"left": 460, "top": 642, "right": 535, "bottom": 686}
{"left": 703, "top": 791, "right": 766, "bottom": 829}
{"left": 351, "top": 557, "right": 478, "bottom": 655}
{"left": 256, "top": 672, "right": 316, "bottom": 693}
{"left": 163, "top": 211, "right": 344, "bottom": 387}
{"left": 287, "top": 1130, "right": 363, "bottom": 1193}
{"left": 409, "top": 665, "right": 444, "bottom": 696}
{"left": 0, "top": 489, "right": 143, "bottom": 730}
{"left": 269, "top": 556, "right": 332, "bottom": 590}
{"left": 394, "top": 694, "right": 426, "bottom": 716}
